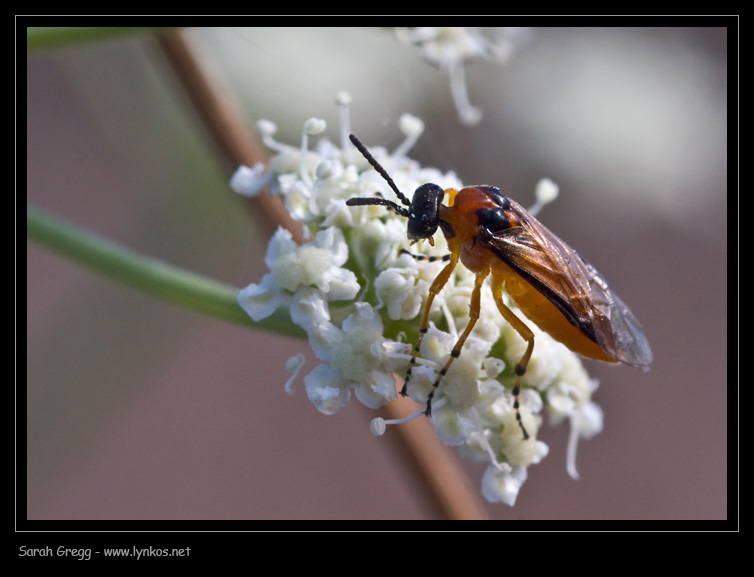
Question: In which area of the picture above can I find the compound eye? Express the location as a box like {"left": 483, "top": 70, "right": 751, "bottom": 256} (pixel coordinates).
{"left": 407, "top": 183, "right": 444, "bottom": 240}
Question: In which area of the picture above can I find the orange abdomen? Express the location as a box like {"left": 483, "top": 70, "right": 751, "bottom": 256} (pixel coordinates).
{"left": 492, "top": 260, "right": 616, "bottom": 363}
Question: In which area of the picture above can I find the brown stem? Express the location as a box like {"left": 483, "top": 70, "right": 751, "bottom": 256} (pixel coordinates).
{"left": 381, "top": 393, "right": 492, "bottom": 520}
{"left": 157, "top": 29, "right": 304, "bottom": 244}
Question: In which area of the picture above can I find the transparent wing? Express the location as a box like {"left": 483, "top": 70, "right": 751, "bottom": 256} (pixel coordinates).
{"left": 479, "top": 198, "right": 652, "bottom": 370}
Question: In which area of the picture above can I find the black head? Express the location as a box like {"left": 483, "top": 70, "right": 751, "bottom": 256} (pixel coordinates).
{"left": 345, "top": 134, "right": 444, "bottom": 242}
{"left": 407, "top": 183, "right": 444, "bottom": 240}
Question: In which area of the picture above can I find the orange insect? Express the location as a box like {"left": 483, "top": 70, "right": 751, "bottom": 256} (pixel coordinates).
{"left": 346, "top": 134, "right": 652, "bottom": 439}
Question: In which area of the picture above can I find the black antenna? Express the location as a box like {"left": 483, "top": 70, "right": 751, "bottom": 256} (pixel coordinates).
{"left": 348, "top": 134, "right": 411, "bottom": 207}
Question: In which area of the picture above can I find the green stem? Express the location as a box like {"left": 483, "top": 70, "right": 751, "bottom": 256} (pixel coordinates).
{"left": 27, "top": 205, "right": 305, "bottom": 340}
{"left": 26, "top": 27, "right": 164, "bottom": 51}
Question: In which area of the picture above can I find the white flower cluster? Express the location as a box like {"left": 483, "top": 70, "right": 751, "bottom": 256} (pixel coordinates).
{"left": 234, "top": 94, "right": 603, "bottom": 506}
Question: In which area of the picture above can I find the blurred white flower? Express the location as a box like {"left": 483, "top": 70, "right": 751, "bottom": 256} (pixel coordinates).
{"left": 392, "top": 27, "right": 530, "bottom": 126}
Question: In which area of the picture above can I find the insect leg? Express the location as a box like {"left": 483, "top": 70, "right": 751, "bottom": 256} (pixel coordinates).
{"left": 490, "top": 276, "right": 534, "bottom": 440}
{"left": 402, "top": 251, "right": 459, "bottom": 397}
{"left": 425, "top": 271, "right": 487, "bottom": 416}
{"left": 399, "top": 248, "right": 451, "bottom": 263}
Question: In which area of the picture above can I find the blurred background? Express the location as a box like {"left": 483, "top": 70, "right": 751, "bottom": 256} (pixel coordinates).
{"left": 26, "top": 27, "right": 728, "bottom": 521}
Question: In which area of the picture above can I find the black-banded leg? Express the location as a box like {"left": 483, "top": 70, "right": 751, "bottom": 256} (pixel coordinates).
{"left": 490, "top": 276, "right": 535, "bottom": 440}
{"left": 399, "top": 248, "right": 451, "bottom": 264}
{"left": 401, "top": 251, "right": 459, "bottom": 398}
{"left": 425, "top": 271, "right": 487, "bottom": 416}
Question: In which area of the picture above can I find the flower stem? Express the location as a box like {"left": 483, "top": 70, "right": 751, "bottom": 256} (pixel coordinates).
{"left": 26, "top": 27, "right": 160, "bottom": 51}
{"left": 27, "top": 204, "right": 305, "bottom": 340}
